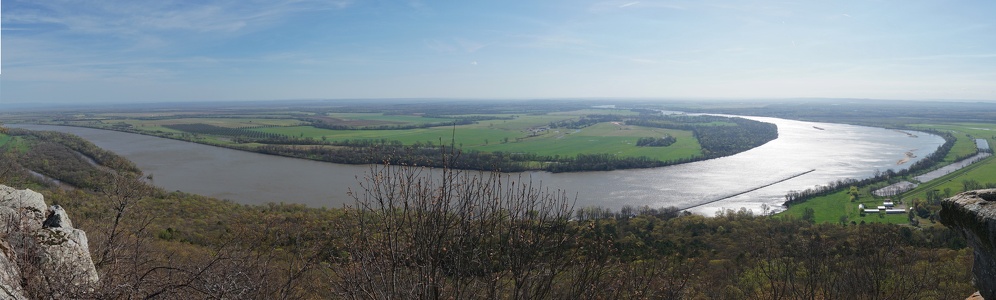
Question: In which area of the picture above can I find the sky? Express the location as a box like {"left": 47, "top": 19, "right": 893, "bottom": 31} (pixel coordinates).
{"left": 1, "top": 0, "right": 995, "bottom": 103}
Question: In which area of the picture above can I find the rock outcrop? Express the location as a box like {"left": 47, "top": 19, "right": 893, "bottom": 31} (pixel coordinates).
{"left": 941, "top": 189, "right": 996, "bottom": 300}
{"left": 0, "top": 185, "right": 98, "bottom": 299}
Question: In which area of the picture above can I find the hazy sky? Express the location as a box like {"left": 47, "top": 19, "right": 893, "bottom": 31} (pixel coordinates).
{"left": 2, "top": 0, "right": 995, "bottom": 103}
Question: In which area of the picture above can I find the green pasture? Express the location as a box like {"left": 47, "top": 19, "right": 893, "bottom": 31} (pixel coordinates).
{"left": 0, "top": 135, "right": 30, "bottom": 153}
{"left": 481, "top": 115, "right": 573, "bottom": 131}
{"left": 916, "top": 123, "right": 996, "bottom": 138}
{"left": 780, "top": 188, "right": 909, "bottom": 225}
{"left": 326, "top": 113, "right": 454, "bottom": 124}
{"left": 252, "top": 113, "right": 580, "bottom": 142}
{"left": 253, "top": 116, "right": 703, "bottom": 161}
{"left": 547, "top": 109, "right": 640, "bottom": 116}
{"left": 474, "top": 123, "right": 700, "bottom": 160}
{"left": 0, "top": 134, "right": 11, "bottom": 148}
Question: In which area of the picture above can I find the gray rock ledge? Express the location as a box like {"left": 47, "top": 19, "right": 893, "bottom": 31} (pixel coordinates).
{"left": 0, "top": 184, "right": 98, "bottom": 299}
{"left": 941, "top": 189, "right": 996, "bottom": 299}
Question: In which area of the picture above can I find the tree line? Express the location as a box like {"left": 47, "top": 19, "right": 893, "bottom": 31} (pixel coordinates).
{"left": 303, "top": 118, "right": 478, "bottom": 130}
{"left": 162, "top": 123, "right": 283, "bottom": 140}
{"left": 302, "top": 114, "right": 513, "bottom": 131}
{"left": 636, "top": 135, "right": 677, "bottom": 147}
{"left": 548, "top": 114, "right": 624, "bottom": 129}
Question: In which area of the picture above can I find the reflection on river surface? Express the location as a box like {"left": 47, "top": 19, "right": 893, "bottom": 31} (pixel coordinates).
{"left": 11, "top": 117, "right": 944, "bottom": 215}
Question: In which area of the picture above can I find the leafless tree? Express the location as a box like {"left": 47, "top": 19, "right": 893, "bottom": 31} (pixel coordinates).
{"left": 330, "top": 154, "right": 576, "bottom": 299}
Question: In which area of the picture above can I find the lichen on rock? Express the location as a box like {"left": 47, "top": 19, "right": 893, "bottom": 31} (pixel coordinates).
{"left": 0, "top": 184, "right": 98, "bottom": 298}
{"left": 941, "top": 189, "right": 996, "bottom": 299}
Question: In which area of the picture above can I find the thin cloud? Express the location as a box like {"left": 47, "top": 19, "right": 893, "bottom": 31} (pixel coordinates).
{"left": 4, "top": 1, "right": 353, "bottom": 38}
{"left": 620, "top": 2, "right": 640, "bottom": 8}
{"left": 424, "top": 39, "right": 458, "bottom": 53}
{"left": 513, "top": 34, "right": 593, "bottom": 49}
{"left": 888, "top": 53, "right": 996, "bottom": 61}
{"left": 456, "top": 38, "right": 487, "bottom": 53}
{"left": 629, "top": 58, "right": 657, "bottom": 64}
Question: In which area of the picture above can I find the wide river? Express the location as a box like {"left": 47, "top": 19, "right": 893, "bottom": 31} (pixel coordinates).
{"left": 11, "top": 117, "right": 944, "bottom": 215}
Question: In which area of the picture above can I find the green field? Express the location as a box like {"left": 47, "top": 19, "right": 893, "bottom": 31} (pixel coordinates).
{"left": 251, "top": 113, "right": 701, "bottom": 161}
{"left": 0, "top": 134, "right": 30, "bottom": 153}
{"left": 548, "top": 109, "right": 640, "bottom": 116}
{"left": 0, "top": 134, "right": 11, "bottom": 148}
{"left": 778, "top": 188, "right": 910, "bottom": 225}
{"left": 326, "top": 113, "right": 455, "bottom": 124}
{"left": 473, "top": 123, "right": 700, "bottom": 160}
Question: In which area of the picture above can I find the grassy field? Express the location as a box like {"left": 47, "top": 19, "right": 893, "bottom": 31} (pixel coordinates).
{"left": 0, "top": 134, "right": 11, "bottom": 148}
{"left": 251, "top": 113, "right": 702, "bottom": 161}
{"left": 778, "top": 188, "right": 910, "bottom": 225}
{"left": 473, "top": 123, "right": 700, "bottom": 160}
{"left": 0, "top": 134, "right": 30, "bottom": 153}
{"left": 548, "top": 108, "right": 640, "bottom": 116}
{"left": 781, "top": 122, "right": 996, "bottom": 225}
{"left": 326, "top": 113, "right": 455, "bottom": 124}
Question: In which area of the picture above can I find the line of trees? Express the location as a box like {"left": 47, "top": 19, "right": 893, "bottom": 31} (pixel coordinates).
{"left": 636, "top": 135, "right": 677, "bottom": 147}
{"left": 304, "top": 117, "right": 491, "bottom": 131}
{"left": 249, "top": 142, "right": 713, "bottom": 173}
{"left": 162, "top": 123, "right": 284, "bottom": 140}
{"left": 548, "top": 114, "right": 624, "bottom": 129}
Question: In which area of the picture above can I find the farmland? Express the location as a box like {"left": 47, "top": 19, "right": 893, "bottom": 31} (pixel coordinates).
{"left": 1, "top": 102, "right": 776, "bottom": 172}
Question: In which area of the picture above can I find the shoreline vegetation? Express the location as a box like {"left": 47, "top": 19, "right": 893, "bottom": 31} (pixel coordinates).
{"left": 5, "top": 104, "right": 778, "bottom": 173}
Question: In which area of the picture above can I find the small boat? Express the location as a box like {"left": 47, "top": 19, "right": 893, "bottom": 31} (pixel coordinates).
{"left": 813, "top": 126, "right": 825, "bottom": 130}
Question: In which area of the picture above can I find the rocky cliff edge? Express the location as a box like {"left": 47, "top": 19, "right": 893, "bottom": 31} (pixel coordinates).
{"left": 942, "top": 189, "right": 996, "bottom": 300}
{"left": 0, "top": 184, "right": 99, "bottom": 299}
